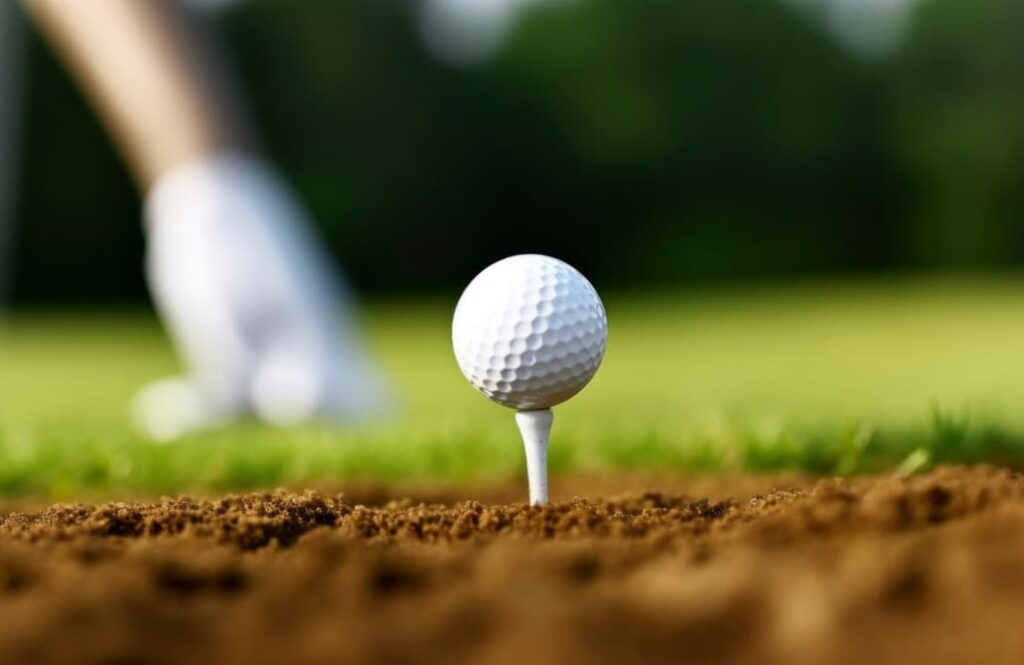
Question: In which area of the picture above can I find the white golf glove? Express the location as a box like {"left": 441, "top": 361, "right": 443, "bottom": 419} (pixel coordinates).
{"left": 133, "top": 154, "right": 392, "bottom": 441}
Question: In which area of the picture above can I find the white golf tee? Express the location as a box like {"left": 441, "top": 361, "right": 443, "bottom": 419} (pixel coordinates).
{"left": 515, "top": 408, "right": 553, "bottom": 505}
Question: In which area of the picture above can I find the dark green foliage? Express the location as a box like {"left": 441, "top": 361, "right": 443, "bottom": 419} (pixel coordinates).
{"left": 10, "top": 0, "right": 1024, "bottom": 302}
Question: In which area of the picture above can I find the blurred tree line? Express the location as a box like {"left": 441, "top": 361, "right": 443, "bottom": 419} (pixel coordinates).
{"left": 10, "top": 0, "right": 1024, "bottom": 302}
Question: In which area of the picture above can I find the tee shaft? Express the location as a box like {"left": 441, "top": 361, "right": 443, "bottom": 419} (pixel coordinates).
{"left": 515, "top": 408, "right": 553, "bottom": 505}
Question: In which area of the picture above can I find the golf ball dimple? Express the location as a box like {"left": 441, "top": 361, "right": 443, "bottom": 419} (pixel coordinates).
{"left": 452, "top": 254, "right": 607, "bottom": 410}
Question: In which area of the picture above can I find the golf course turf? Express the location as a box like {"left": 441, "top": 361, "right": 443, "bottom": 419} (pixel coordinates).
{"left": 6, "top": 277, "right": 1024, "bottom": 497}
{"left": 3, "top": 278, "right": 1024, "bottom": 661}
{"left": 1, "top": 465, "right": 1022, "bottom": 663}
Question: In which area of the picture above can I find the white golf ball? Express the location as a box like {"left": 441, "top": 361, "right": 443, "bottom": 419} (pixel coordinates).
{"left": 452, "top": 254, "right": 607, "bottom": 410}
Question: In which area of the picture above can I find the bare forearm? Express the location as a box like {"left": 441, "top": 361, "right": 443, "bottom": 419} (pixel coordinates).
{"left": 22, "top": 0, "right": 256, "bottom": 188}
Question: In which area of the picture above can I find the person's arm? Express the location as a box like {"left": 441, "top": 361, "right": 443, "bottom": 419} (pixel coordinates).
{"left": 21, "top": 0, "right": 256, "bottom": 188}
{"left": 23, "top": 0, "right": 391, "bottom": 438}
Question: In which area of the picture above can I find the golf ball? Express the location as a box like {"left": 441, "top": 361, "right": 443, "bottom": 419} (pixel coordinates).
{"left": 452, "top": 254, "right": 607, "bottom": 410}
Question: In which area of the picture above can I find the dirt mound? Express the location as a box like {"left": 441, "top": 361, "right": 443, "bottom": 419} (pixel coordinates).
{"left": 1, "top": 465, "right": 1022, "bottom": 664}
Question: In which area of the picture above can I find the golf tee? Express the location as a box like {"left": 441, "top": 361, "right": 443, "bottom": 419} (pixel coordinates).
{"left": 515, "top": 408, "right": 553, "bottom": 505}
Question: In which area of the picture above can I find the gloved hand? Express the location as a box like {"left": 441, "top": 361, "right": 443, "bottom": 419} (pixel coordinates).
{"left": 133, "top": 154, "right": 392, "bottom": 441}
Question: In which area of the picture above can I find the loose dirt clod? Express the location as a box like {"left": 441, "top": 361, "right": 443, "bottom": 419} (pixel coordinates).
{"left": 0, "top": 465, "right": 1022, "bottom": 664}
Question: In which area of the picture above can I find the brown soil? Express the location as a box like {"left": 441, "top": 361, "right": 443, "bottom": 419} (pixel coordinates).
{"left": 1, "top": 465, "right": 1022, "bottom": 665}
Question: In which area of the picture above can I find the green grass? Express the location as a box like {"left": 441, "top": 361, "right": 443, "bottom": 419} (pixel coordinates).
{"left": 4, "top": 275, "right": 1024, "bottom": 498}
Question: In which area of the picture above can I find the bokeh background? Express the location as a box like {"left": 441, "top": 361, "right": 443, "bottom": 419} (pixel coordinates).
{"left": 2, "top": 0, "right": 1024, "bottom": 495}
{"left": 5, "top": 0, "right": 1024, "bottom": 303}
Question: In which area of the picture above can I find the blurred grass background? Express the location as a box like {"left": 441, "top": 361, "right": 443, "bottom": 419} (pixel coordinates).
{"left": 4, "top": 276, "right": 1024, "bottom": 497}
{"left": 4, "top": 0, "right": 1024, "bottom": 496}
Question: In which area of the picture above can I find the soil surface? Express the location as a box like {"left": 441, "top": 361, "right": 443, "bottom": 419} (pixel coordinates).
{"left": 1, "top": 465, "right": 1022, "bottom": 665}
